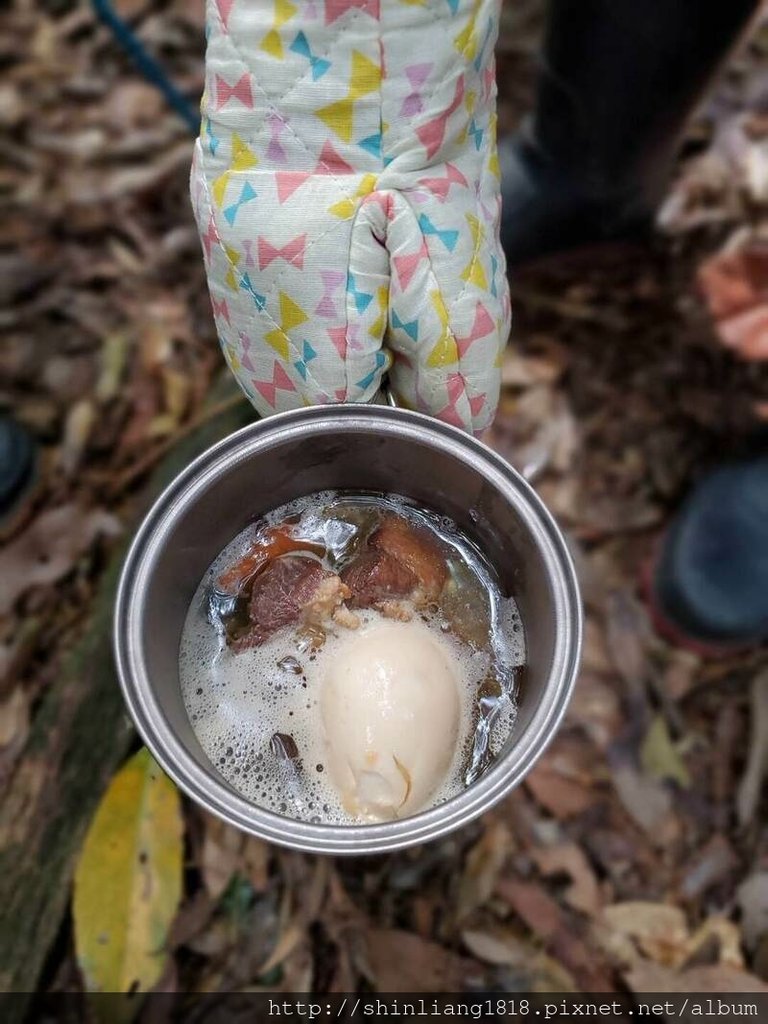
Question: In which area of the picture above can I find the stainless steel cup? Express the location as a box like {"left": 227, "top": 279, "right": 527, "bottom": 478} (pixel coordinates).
{"left": 114, "top": 405, "right": 581, "bottom": 854}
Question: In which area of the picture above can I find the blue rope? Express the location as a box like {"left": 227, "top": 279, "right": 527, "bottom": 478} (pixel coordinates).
{"left": 92, "top": 0, "right": 200, "bottom": 135}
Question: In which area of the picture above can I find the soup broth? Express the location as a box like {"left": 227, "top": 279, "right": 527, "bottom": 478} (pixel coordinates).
{"left": 179, "top": 492, "right": 525, "bottom": 823}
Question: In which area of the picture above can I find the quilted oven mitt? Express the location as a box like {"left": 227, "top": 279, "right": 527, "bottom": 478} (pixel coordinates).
{"left": 191, "top": 0, "right": 510, "bottom": 436}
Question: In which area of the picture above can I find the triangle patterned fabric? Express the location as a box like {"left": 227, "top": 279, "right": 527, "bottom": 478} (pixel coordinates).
{"left": 192, "top": 0, "right": 510, "bottom": 435}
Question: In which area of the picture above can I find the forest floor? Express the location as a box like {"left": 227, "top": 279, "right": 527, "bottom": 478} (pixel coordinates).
{"left": 2, "top": 0, "right": 768, "bottom": 1008}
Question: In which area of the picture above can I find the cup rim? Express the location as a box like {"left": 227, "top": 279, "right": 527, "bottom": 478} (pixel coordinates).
{"left": 114, "top": 405, "right": 582, "bottom": 854}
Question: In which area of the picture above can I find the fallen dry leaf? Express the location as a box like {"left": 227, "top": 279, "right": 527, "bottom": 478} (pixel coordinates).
{"left": 454, "top": 820, "right": 513, "bottom": 923}
{"left": 530, "top": 842, "right": 601, "bottom": 917}
{"left": 737, "top": 668, "right": 768, "bottom": 826}
{"left": 500, "top": 340, "right": 569, "bottom": 388}
{"left": 525, "top": 763, "right": 595, "bottom": 818}
{"left": 566, "top": 671, "right": 622, "bottom": 751}
{"left": 598, "top": 902, "right": 689, "bottom": 969}
{"left": 524, "top": 736, "right": 597, "bottom": 818}
{"left": 200, "top": 816, "right": 269, "bottom": 901}
{"left": 737, "top": 873, "right": 768, "bottom": 952}
{"left": 662, "top": 649, "right": 702, "bottom": 702}
{"left": 461, "top": 928, "right": 577, "bottom": 991}
{"left": 496, "top": 879, "right": 563, "bottom": 942}
{"left": 73, "top": 749, "right": 183, "bottom": 998}
{"left": 626, "top": 960, "right": 768, "bottom": 994}
{"left": 685, "top": 916, "right": 744, "bottom": 970}
{"left": 680, "top": 834, "right": 737, "bottom": 900}
{"left": 366, "top": 929, "right": 479, "bottom": 992}
{"left": 59, "top": 398, "right": 95, "bottom": 476}
{"left": 461, "top": 926, "right": 531, "bottom": 967}
{"left": 605, "top": 589, "right": 651, "bottom": 691}
{"left": 256, "top": 921, "right": 305, "bottom": 977}
{"left": 0, "top": 505, "right": 122, "bottom": 616}
{"left": 602, "top": 903, "right": 744, "bottom": 980}
{"left": 0, "top": 687, "right": 29, "bottom": 750}
{"left": 641, "top": 715, "right": 691, "bottom": 789}
{"left": 611, "top": 764, "right": 677, "bottom": 839}
{"left": 200, "top": 819, "right": 242, "bottom": 901}
{"left": 499, "top": 876, "right": 616, "bottom": 991}
{"left": 580, "top": 616, "right": 615, "bottom": 675}
{"left": 96, "top": 333, "right": 129, "bottom": 403}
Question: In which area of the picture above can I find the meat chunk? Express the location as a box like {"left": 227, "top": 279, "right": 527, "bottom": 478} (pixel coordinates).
{"left": 218, "top": 526, "right": 325, "bottom": 594}
{"left": 369, "top": 515, "right": 448, "bottom": 600}
{"left": 341, "top": 550, "right": 417, "bottom": 608}
{"left": 232, "top": 556, "right": 341, "bottom": 650}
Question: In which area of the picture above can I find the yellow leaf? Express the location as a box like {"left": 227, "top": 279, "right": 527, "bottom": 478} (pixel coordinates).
{"left": 598, "top": 901, "right": 689, "bottom": 968}
{"left": 73, "top": 748, "right": 183, "bottom": 1009}
{"left": 96, "top": 333, "right": 129, "bottom": 402}
{"left": 641, "top": 714, "right": 691, "bottom": 788}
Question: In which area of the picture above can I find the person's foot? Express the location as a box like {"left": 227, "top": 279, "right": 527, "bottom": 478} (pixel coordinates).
{"left": 0, "top": 415, "right": 36, "bottom": 522}
{"left": 648, "top": 456, "right": 768, "bottom": 655}
{"left": 498, "top": 132, "right": 653, "bottom": 268}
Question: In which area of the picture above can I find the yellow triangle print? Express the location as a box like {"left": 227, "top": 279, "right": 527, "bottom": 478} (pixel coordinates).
{"left": 224, "top": 343, "right": 241, "bottom": 372}
{"left": 495, "top": 319, "right": 507, "bottom": 365}
{"left": 427, "top": 291, "right": 459, "bottom": 367}
{"left": 431, "top": 290, "right": 450, "bottom": 329}
{"left": 454, "top": 0, "right": 482, "bottom": 59}
{"left": 329, "top": 174, "right": 377, "bottom": 219}
{"left": 315, "top": 51, "right": 380, "bottom": 141}
{"left": 212, "top": 171, "right": 231, "bottom": 208}
{"left": 358, "top": 172, "right": 378, "bottom": 195}
{"left": 426, "top": 330, "right": 459, "bottom": 368}
{"left": 369, "top": 286, "right": 388, "bottom": 338}
{"left": 261, "top": 29, "right": 283, "bottom": 59}
{"left": 349, "top": 50, "right": 381, "bottom": 98}
{"left": 315, "top": 97, "right": 355, "bottom": 142}
{"left": 281, "top": 292, "right": 308, "bottom": 331}
{"left": 466, "top": 212, "right": 483, "bottom": 243}
{"left": 231, "top": 134, "right": 258, "bottom": 171}
{"left": 329, "top": 196, "right": 357, "bottom": 219}
{"left": 224, "top": 244, "right": 241, "bottom": 292}
{"left": 264, "top": 327, "right": 290, "bottom": 361}
{"left": 276, "top": 0, "right": 298, "bottom": 25}
{"left": 454, "top": 22, "right": 476, "bottom": 60}
{"left": 265, "top": 291, "right": 308, "bottom": 358}
{"left": 461, "top": 261, "right": 488, "bottom": 289}
{"left": 461, "top": 214, "right": 488, "bottom": 289}
{"left": 488, "top": 112, "right": 501, "bottom": 178}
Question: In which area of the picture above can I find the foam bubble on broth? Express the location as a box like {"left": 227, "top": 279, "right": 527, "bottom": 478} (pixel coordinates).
{"left": 181, "top": 607, "right": 490, "bottom": 822}
{"left": 178, "top": 491, "right": 526, "bottom": 823}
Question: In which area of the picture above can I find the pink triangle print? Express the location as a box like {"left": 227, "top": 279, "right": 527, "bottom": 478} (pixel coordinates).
{"left": 276, "top": 172, "right": 311, "bottom": 204}
{"left": 216, "top": 0, "right": 235, "bottom": 31}
{"left": 328, "top": 327, "right": 348, "bottom": 360}
{"left": 316, "top": 141, "right": 355, "bottom": 175}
